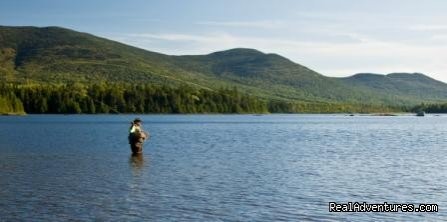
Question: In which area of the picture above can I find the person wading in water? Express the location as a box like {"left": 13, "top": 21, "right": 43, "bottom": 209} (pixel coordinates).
{"left": 128, "top": 118, "right": 149, "bottom": 154}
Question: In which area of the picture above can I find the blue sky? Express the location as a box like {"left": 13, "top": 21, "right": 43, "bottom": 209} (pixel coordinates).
{"left": 2, "top": 0, "right": 447, "bottom": 81}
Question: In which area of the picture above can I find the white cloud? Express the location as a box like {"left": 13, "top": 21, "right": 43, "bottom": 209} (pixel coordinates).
{"left": 196, "top": 20, "right": 286, "bottom": 29}
{"left": 431, "top": 34, "right": 447, "bottom": 41}
{"left": 127, "top": 33, "right": 218, "bottom": 42}
{"left": 409, "top": 24, "right": 447, "bottom": 31}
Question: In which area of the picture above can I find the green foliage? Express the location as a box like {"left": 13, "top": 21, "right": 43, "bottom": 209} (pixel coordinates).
{"left": 0, "top": 84, "right": 25, "bottom": 114}
{"left": 0, "top": 82, "right": 403, "bottom": 114}
{"left": 341, "top": 73, "right": 447, "bottom": 104}
{"left": 267, "top": 100, "right": 400, "bottom": 113}
{"left": 411, "top": 103, "right": 447, "bottom": 113}
{"left": 8, "top": 83, "right": 269, "bottom": 114}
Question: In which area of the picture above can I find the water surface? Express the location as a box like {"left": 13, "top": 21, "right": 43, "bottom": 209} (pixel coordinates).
{"left": 1, "top": 114, "right": 446, "bottom": 221}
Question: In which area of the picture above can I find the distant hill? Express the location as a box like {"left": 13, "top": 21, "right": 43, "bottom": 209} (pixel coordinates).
{"left": 340, "top": 73, "right": 447, "bottom": 103}
{"left": 1, "top": 25, "right": 447, "bottom": 106}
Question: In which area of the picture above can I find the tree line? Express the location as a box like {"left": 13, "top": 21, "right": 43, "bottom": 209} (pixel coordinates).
{"left": 1, "top": 83, "right": 268, "bottom": 114}
{"left": 0, "top": 82, "right": 407, "bottom": 114}
{"left": 411, "top": 103, "right": 447, "bottom": 113}
{"left": 0, "top": 84, "right": 25, "bottom": 114}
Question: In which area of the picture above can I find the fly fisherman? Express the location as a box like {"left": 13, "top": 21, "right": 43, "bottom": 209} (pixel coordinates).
{"left": 128, "top": 118, "right": 149, "bottom": 153}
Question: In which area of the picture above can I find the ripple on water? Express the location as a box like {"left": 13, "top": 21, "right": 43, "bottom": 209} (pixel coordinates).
{"left": 1, "top": 115, "right": 447, "bottom": 221}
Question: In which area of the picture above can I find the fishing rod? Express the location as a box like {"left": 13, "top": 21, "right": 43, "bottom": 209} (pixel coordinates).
{"left": 91, "top": 98, "right": 122, "bottom": 114}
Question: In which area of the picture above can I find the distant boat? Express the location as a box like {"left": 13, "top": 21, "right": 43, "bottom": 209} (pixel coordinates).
{"left": 416, "top": 111, "right": 425, "bottom": 117}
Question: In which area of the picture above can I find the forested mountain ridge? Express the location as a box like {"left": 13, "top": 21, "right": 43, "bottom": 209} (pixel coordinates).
{"left": 340, "top": 73, "right": 447, "bottom": 101}
{"left": 1, "top": 25, "right": 447, "bottom": 113}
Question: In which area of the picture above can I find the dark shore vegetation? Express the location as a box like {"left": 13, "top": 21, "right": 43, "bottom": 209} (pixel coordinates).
{"left": 0, "top": 83, "right": 403, "bottom": 114}
{"left": 411, "top": 103, "right": 447, "bottom": 113}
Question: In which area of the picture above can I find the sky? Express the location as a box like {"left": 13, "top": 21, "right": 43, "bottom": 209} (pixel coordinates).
{"left": 1, "top": 0, "right": 447, "bottom": 81}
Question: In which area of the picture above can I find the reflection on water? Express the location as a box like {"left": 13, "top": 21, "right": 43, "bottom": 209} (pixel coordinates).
{"left": 129, "top": 153, "right": 145, "bottom": 173}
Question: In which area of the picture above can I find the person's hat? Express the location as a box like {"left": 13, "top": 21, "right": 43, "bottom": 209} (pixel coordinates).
{"left": 133, "top": 118, "right": 142, "bottom": 123}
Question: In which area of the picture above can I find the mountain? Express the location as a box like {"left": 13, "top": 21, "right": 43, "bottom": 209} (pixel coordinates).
{"left": 1, "top": 25, "right": 447, "bottom": 106}
{"left": 341, "top": 73, "right": 447, "bottom": 103}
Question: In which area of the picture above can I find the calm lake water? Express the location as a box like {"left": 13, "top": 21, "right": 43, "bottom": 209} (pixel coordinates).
{"left": 1, "top": 114, "right": 446, "bottom": 221}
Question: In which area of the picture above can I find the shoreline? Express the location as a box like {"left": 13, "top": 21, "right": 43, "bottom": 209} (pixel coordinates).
{"left": 1, "top": 112, "right": 27, "bottom": 116}
{"left": 0, "top": 112, "right": 426, "bottom": 116}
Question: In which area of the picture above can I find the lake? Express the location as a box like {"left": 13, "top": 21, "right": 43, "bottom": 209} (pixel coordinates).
{"left": 0, "top": 114, "right": 446, "bottom": 221}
